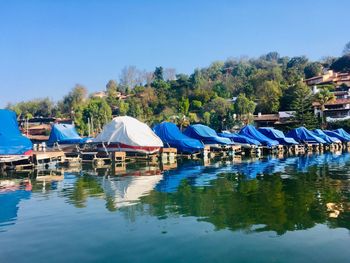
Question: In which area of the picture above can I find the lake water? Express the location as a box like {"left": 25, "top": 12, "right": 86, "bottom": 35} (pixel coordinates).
{"left": 1, "top": 153, "right": 350, "bottom": 263}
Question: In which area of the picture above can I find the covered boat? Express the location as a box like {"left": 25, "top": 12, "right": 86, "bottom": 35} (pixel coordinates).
{"left": 324, "top": 130, "right": 350, "bottom": 142}
{"left": 93, "top": 116, "right": 163, "bottom": 154}
{"left": 257, "top": 127, "right": 298, "bottom": 145}
{"left": 0, "top": 109, "right": 32, "bottom": 155}
{"left": 183, "top": 124, "right": 232, "bottom": 146}
{"left": 218, "top": 132, "right": 261, "bottom": 148}
{"left": 153, "top": 122, "right": 204, "bottom": 154}
{"left": 312, "top": 129, "right": 341, "bottom": 144}
{"left": 334, "top": 128, "right": 350, "bottom": 141}
{"left": 239, "top": 125, "right": 279, "bottom": 147}
{"left": 286, "top": 127, "right": 326, "bottom": 144}
{"left": 47, "top": 123, "right": 89, "bottom": 147}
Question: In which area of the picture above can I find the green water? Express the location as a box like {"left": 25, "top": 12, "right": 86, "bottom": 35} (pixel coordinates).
{"left": 1, "top": 153, "right": 350, "bottom": 262}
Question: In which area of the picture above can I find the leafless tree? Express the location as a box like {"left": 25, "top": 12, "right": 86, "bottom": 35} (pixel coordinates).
{"left": 119, "top": 66, "right": 140, "bottom": 89}
{"left": 163, "top": 68, "right": 177, "bottom": 81}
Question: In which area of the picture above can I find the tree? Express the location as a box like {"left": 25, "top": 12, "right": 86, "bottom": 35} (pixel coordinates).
{"left": 206, "top": 97, "right": 234, "bottom": 131}
{"left": 314, "top": 87, "right": 335, "bottom": 128}
{"left": 256, "top": 80, "right": 282, "bottom": 113}
{"left": 7, "top": 98, "right": 55, "bottom": 118}
{"left": 74, "top": 98, "right": 112, "bottom": 135}
{"left": 60, "top": 84, "right": 88, "bottom": 116}
{"left": 343, "top": 41, "right": 350, "bottom": 55}
{"left": 330, "top": 55, "right": 350, "bottom": 72}
{"left": 154, "top": 66, "right": 164, "bottom": 81}
{"left": 304, "top": 62, "right": 323, "bottom": 79}
{"left": 234, "top": 93, "right": 256, "bottom": 122}
{"left": 119, "top": 66, "right": 142, "bottom": 90}
{"left": 179, "top": 97, "right": 190, "bottom": 116}
{"left": 203, "top": 111, "right": 211, "bottom": 125}
{"left": 291, "top": 81, "right": 318, "bottom": 129}
{"left": 163, "top": 68, "right": 176, "bottom": 81}
{"left": 106, "top": 80, "right": 118, "bottom": 97}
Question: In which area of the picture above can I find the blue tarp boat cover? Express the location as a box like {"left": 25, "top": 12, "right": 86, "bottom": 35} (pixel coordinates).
{"left": 153, "top": 122, "right": 204, "bottom": 153}
{"left": 0, "top": 109, "right": 32, "bottom": 155}
{"left": 258, "top": 127, "right": 298, "bottom": 145}
{"left": 312, "top": 129, "right": 341, "bottom": 144}
{"left": 218, "top": 132, "right": 261, "bottom": 146}
{"left": 48, "top": 124, "right": 87, "bottom": 146}
{"left": 324, "top": 130, "right": 350, "bottom": 142}
{"left": 239, "top": 125, "right": 279, "bottom": 147}
{"left": 286, "top": 127, "right": 326, "bottom": 144}
{"left": 183, "top": 124, "right": 232, "bottom": 145}
{"left": 334, "top": 129, "right": 350, "bottom": 141}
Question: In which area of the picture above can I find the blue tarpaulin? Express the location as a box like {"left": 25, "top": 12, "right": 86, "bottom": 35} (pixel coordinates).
{"left": 258, "top": 127, "right": 298, "bottom": 145}
{"left": 286, "top": 127, "right": 326, "bottom": 144}
{"left": 0, "top": 109, "right": 32, "bottom": 155}
{"left": 153, "top": 122, "right": 204, "bottom": 153}
{"left": 312, "top": 129, "right": 341, "bottom": 144}
{"left": 239, "top": 125, "right": 279, "bottom": 147}
{"left": 47, "top": 124, "right": 87, "bottom": 146}
{"left": 183, "top": 124, "right": 232, "bottom": 145}
{"left": 324, "top": 130, "right": 350, "bottom": 142}
{"left": 218, "top": 132, "right": 261, "bottom": 146}
{"left": 334, "top": 129, "right": 350, "bottom": 141}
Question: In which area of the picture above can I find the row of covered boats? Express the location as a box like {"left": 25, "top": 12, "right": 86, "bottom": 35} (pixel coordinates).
{"left": 2, "top": 109, "right": 350, "bottom": 160}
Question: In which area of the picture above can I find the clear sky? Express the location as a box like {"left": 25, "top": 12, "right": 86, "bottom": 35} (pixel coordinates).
{"left": 0, "top": 0, "right": 349, "bottom": 107}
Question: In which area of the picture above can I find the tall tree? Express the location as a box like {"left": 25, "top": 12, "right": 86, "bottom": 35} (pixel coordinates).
{"left": 291, "top": 82, "right": 318, "bottom": 129}
{"left": 154, "top": 66, "right": 164, "bottom": 81}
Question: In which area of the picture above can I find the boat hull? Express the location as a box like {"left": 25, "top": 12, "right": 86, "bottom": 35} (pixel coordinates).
{"left": 97, "top": 143, "right": 161, "bottom": 155}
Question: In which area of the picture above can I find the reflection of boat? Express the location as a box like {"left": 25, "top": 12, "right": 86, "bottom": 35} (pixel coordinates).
{"left": 156, "top": 164, "right": 205, "bottom": 193}
{"left": 0, "top": 179, "right": 31, "bottom": 228}
{"left": 101, "top": 174, "right": 163, "bottom": 208}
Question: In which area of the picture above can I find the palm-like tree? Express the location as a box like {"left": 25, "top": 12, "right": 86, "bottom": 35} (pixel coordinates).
{"left": 314, "top": 87, "right": 335, "bottom": 128}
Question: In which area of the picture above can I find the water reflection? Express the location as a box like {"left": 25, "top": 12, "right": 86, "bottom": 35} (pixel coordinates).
{"left": 0, "top": 178, "right": 31, "bottom": 230}
{"left": 1, "top": 152, "right": 350, "bottom": 235}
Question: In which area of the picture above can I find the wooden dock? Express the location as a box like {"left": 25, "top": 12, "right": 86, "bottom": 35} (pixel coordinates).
{"left": 160, "top": 147, "right": 177, "bottom": 163}
{"left": 32, "top": 151, "right": 65, "bottom": 168}
{"left": 81, "top": 151, "right": 126, "bottom": 166}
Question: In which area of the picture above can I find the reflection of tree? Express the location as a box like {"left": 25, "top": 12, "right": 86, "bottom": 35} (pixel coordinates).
{"left": 68, "top": 175, "right": 104, "bottom": 208}
{"left": 141, "top": 166, "right": 349, "bottom": 235}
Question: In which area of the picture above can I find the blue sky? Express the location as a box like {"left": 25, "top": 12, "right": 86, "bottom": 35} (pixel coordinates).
{"left": 0, "top": 0, "right": 349, "bottom": 107}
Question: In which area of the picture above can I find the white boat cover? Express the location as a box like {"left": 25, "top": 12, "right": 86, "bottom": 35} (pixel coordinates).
{"left": 93, "top": 116, "right": 164, "bottom": 147}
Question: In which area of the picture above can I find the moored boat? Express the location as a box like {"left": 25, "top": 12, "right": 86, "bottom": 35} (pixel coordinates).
{"left": 218, "top": 132, "right": 261, "bottom": 149}
{"left": 93, "top": 116, "right": 163, "bottom": 154}
{"left": 183, "top": 124, "right": 232, "bottom": 148}
{"left": 153, "top": 122, "right": 204, "bottom": 154}
{"left": 286, "top": 127, "right": 326, "bottom": 144}
{"left": 239, "top": 125, "right": 279, "bottom": 148}
{"left": 257, "top": 127, "right": 298, "bottom": 146}
{"left": 47, "top": 123, "right": 91, "bottom": 151}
